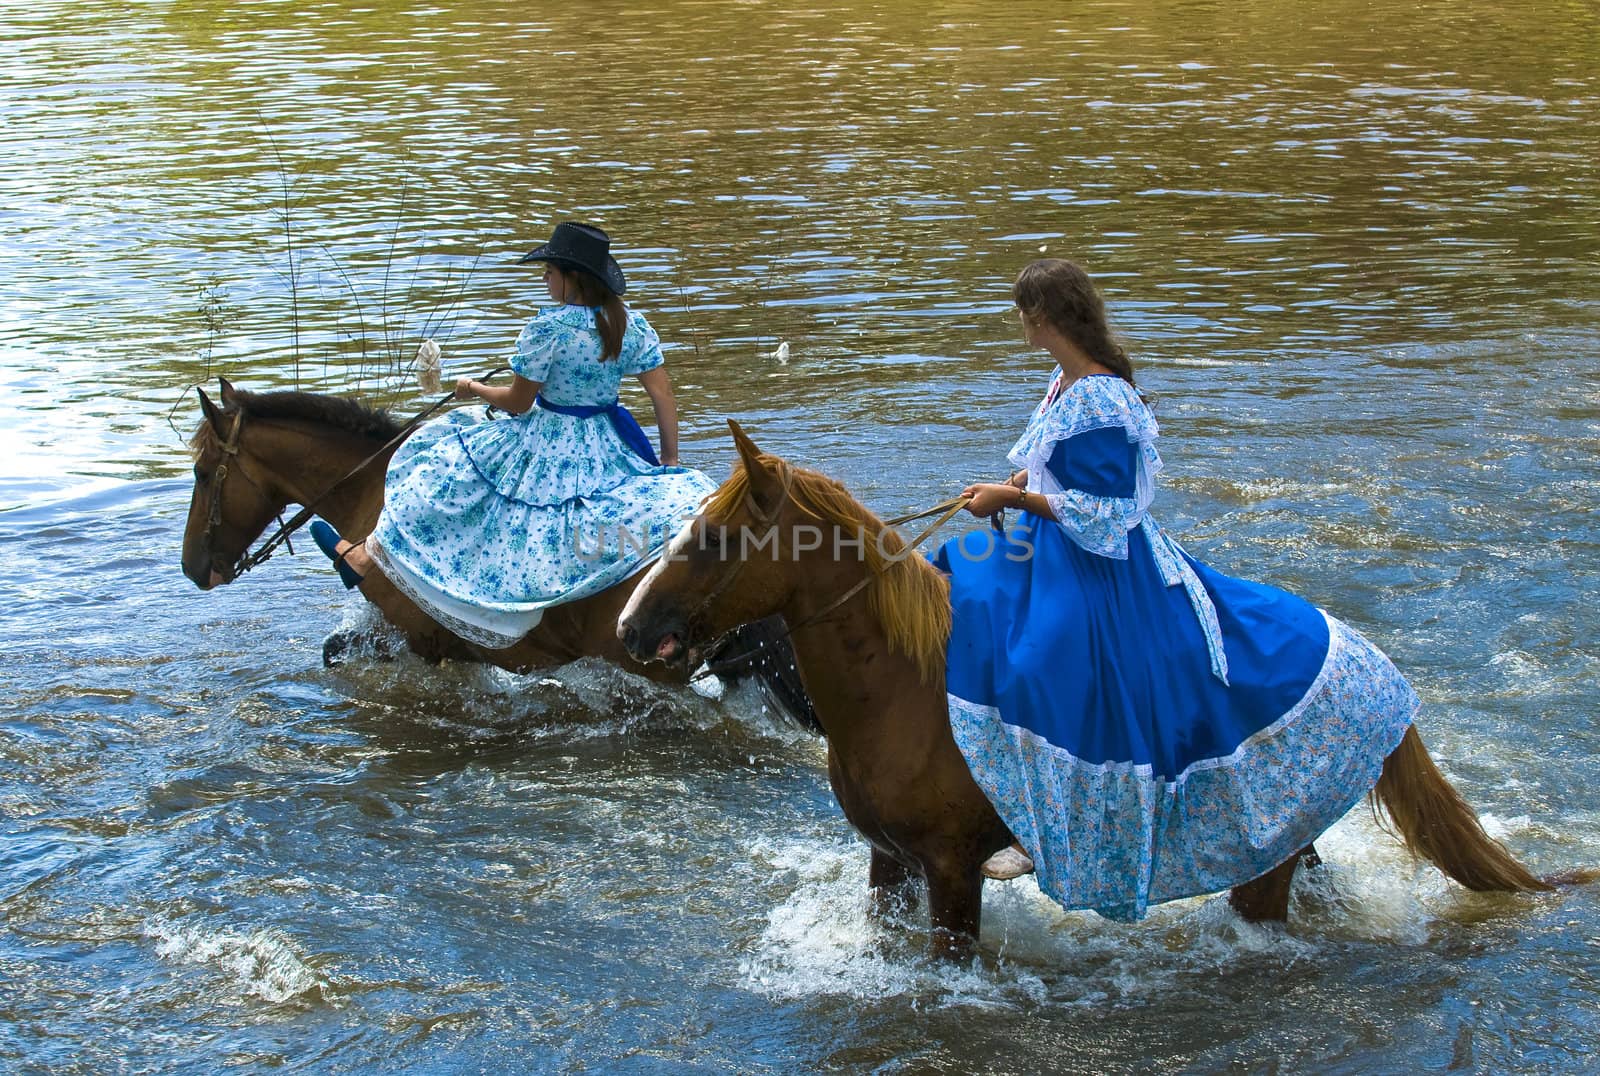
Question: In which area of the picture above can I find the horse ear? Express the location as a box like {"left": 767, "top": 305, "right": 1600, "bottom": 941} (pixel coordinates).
{"left": 728, "top": 419, "right": 784, "bottom": 511}
{"left": 218, "top": 377, "right": 238, "bottom": 407}
{"left": 728, "top": 418, "right": 777, "bottom": 481}
{"left": 197, "top": 387, "right": 225, "bottom": 433}
{"left": 728, "top": 419, "right": 763, "bottom": 468}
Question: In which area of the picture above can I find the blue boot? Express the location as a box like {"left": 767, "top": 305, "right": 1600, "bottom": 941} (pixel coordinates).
{"left": 309, "top": 520, "right": 364, "bottom": 590}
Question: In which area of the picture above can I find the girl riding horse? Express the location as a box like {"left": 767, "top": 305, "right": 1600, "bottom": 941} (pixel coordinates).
{"left": 617, "top": 258, "right": 1555, "bottom": 956}
{"left": 939, "top": 258, "right": 1503, "bottom": 920}
{"left": 311, "top": 221, "right": 710, "bottom": 650}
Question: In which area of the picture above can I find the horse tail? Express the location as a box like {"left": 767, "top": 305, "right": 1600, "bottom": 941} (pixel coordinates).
{"left": 1370, "top": 726, "right": 1551, "bottom": 892}
{"left": 698, "top": 616, "right": 822, "bottom": 734}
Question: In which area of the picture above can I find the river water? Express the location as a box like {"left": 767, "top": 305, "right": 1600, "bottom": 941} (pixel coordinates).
{"left": 3, "top": 0, "right": 1598, "bottom": 1071}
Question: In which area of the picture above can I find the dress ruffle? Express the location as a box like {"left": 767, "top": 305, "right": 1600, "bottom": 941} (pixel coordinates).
{"left": 1007, "top": 372, "right": 1160, "bottom": 476}
{"left": 366, "top": 305, "right": 703, "bottom": 649}
{"left": 449, "top": 406, "right": 659, "bottom": 506}
{"left": 1010, "top": 374, "right": 1162, "bottom": 559}
{"left": 948, "top": 614, "right": 1417, "bottom": 921}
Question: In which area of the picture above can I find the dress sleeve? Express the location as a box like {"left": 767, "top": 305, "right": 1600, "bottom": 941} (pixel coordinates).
{"left": 1008, "top": 377, "right": 1161, "bottom": 559}
{"left": 618, "top": 312, "right": 664, "bottom": 377}
{"left": 509, "top": 314, "right": 559, "bottom": 383}
{"left": 1039, "top": 425, "right": 1146, "bottom": 559}
{"left": 1046, "top": 427, "right": 1137, "bottom": 497}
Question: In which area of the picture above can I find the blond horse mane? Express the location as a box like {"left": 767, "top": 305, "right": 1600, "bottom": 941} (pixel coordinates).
{"left": 702, "top": 458, "right": 951, "bottom": 684}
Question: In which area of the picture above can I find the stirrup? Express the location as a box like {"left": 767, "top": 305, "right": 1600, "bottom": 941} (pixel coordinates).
{"left": 981, "top": 845, "right": 1035, "bottom": 881}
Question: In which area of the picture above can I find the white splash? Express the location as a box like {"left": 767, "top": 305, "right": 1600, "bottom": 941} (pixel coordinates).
{"left": 147, "top": 919, "right": 333, "bottom": 1005}
{"left": 690, "top": 667, "right": 726, "bottom": 700}
{"left": 737, "top": 806, "right": 1464, "bottom": 1009}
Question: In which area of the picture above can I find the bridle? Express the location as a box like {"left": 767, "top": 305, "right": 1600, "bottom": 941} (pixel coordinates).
{"left": 199, "top": 368, "right": 508, "bottom": 583}
{"left": 679, "top": 463, "right": 796, "bottom": 645}
{"left": 685, "top": 462, "right": 971, "bottom": 682}
{"left": 198, "top": 407, "right": 268, "bottom": 583}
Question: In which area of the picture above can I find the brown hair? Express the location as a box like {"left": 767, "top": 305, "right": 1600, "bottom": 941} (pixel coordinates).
{"left": 556, "top": 265, "right": 628, "bottom": 361}
{"left": 1013, "top": 259, "right": 1136, "bottom": 388}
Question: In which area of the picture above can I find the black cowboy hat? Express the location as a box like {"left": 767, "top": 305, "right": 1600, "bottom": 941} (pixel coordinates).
{"left": 517, "top": 221, "right": 627, "bottom": 296}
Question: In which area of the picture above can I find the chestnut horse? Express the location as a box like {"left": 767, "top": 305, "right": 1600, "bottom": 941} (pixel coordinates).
{"left": 180, "top": 380, "right": 815, "bottom": 721}
{"left": 618, "top": 422, "right": 1556, "bottom": 958}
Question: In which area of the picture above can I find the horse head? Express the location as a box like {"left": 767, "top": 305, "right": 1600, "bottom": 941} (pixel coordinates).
{"left": 181, "top": 378, "right": 292, "bottom": 589}
{"left": 619, "top": 419, "right": 949, "bottom": 683}
{"left": 617, "top": 420, "right": 807, "bottom": 666}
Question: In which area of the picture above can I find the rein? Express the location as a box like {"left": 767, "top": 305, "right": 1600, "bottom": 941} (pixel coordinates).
{"left": 207, "top": 367, "right": 508, "bottom": 581}
{"left": 689, "top": 485, "right": 972, "bottom": 684}
{"left": 677, "top": 466, "right": 796, "bottom": 639}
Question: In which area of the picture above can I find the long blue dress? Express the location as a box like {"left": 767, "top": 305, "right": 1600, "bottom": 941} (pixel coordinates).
{"left": 367, "top": 304, "right": 714, "bottom": 649}
{"left": 935, "top": 373, "right": 1418, "bottom": 921}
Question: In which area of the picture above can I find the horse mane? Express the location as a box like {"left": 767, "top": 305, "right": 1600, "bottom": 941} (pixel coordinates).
{"left": 189, "top": 390, "right": 402, "bottom": 457}
{"left": 703, "top": 458, "right": 951, "bottom": 684}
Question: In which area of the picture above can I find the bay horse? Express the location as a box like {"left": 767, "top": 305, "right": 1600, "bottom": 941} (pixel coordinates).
{"left": 180, "top": 379, "right": 815, "bottom": 721}
{"left": 618, "top": 421, "right": 1560, "bottom": 959}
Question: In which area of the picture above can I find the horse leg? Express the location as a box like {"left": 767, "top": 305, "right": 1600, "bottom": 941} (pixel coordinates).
{"left": 923, "top": 860, "right": 984, "bottom": 960}
{"left": 351, "top": 571, "right": 484, "bottom": 664}
{"left": 1228, "top": 844, "right": 1318, "bottom": 922}
{"left": 867, "top": 847, "right": 919, "bottom": 921}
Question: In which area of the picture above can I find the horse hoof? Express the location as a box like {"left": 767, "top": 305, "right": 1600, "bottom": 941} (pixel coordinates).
{"left": 323, "top": 630, "right": 358, "bottom": 666}
{"left": 322, "top": 629, "right": 396, "bottom": 666}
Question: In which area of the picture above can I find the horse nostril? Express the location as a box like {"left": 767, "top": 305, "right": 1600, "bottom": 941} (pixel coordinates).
{"left": 620, "top": 622, "right": 639, "bottom": 650}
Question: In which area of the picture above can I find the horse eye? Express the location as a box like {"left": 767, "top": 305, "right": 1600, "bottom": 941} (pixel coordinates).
{"left": 194, "top": 464, "right": 205, "bottom": 479}
{"left": 698, "top": 523, "right": 727, "bottom": 551}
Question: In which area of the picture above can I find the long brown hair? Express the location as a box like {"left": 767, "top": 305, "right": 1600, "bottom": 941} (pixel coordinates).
{"left": 557, "top": 265, "right": 628, "bottom": 361}
{"left": 1013, "top": 259, "right": 1136, "bottom": 388}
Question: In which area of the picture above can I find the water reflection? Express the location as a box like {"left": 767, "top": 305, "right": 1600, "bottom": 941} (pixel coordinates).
{"left": 1, "top": 0, "right": 1595, "bottom": 496}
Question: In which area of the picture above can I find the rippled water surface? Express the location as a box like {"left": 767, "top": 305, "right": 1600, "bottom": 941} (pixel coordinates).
{"left": 3, "top": 0, "right": 1598, "bottom": 1072}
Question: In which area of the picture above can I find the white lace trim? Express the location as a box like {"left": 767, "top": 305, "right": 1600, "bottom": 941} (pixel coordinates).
{"left": 1041, "top": 490, "right": 1142, "bottom": 559}
{"left": 946, "top": 612, "right": 1358, "bottom": 791}
{"left": 1009, "top": 375, "right": 1162, "bottom": 559}
{"left": 1007, "top": 374, "right": 1159, "bottom": 474}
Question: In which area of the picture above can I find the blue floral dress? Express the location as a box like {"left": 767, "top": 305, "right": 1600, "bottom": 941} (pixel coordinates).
{"left": 935, "top": 373, "right": 1419, "bottom": 921}
{"left": 367, "top": 304, "right": 714, "bottom": 649}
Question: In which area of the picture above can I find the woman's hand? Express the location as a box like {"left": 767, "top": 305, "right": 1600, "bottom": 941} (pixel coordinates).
{"left": 454, "top": 376, "right": 477, "bottom": 400}
{"left": 961, "top": 482, "right": 1024, "bottom": 519}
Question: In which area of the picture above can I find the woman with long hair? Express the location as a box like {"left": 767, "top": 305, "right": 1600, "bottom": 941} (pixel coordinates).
{"left": 310, "top": 222, "right": 712, "bottom": 650}
{"left": 942, "top": 259, "right": 1417, "bottom": 919}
